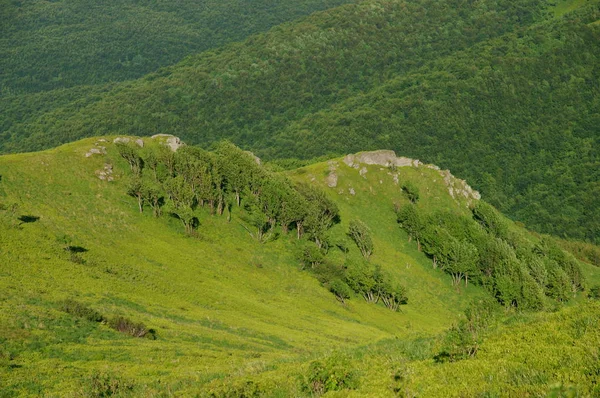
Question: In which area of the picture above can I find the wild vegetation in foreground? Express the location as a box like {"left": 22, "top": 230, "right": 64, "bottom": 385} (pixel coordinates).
{"left": 1, "top": 137, "right": 599, "bottom": 396}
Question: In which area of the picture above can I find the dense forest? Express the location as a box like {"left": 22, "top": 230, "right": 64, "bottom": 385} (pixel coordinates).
{"left": 0, "top": 0, "right": 354, "bottom": 94}
{"left": 1, "top": 0, "right": 598, "bottom": 244}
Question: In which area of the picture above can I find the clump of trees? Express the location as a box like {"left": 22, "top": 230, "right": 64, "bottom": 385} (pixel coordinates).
{"left": 397, "top": 201, "right": 585, "bottom": 309}
{"left": 118, "top": 141, "right": 339, "bottom": 241}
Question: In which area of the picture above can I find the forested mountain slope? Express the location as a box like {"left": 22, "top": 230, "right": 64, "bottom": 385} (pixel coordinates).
{"left": 0, "top": 0, "right": 355, "bottom": 94}
{"left": 1, "top": 0, "right": 598, "bottom": 242}
{"left": 0, "top": 137, "right": 599, "bottom": 396}
{"left": 269, "top": 10, "right": 600, "bottom": 243}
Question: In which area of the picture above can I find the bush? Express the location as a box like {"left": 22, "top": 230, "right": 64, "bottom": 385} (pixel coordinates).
{"left": 348, "top": 219, "right": 374, "bottom": 259}
{"left": 61, "top": 300, "right": 104, "bottom": 323}
{"left": 329, "top": 279, "right": 352, "bottom": 304}
{"left": 302, "top": 355, "right": 359, "bottom": 395}
{"left": 588, "top": 285, "right": 600, "bottom": 300}
{"left": 206, "top": 380, "right": 264, "bottom": 398}
{"left": 296, "top": 242, "right": 325, "bottom": 269}
{"left": 401, "top": 182, "right": 420, "bottom": 204}
{"left": 434, "top": 298, "right": 498, "bottom": 362}
{"left": 108, "top": 316, "right": 156, "bottom": 339}
{"left": 86, "top": 372, "right": 134, "bottom": 397}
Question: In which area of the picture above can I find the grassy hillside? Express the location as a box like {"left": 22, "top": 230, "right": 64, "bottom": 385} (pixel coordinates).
{"left": 1, "top": 137, "right": 599, "bottom": 396}
{"left": 0, "top": 0, "right": 355, "bottom": 94}
{"left": 0, "top": 138, "right": 483, "bottom": 395}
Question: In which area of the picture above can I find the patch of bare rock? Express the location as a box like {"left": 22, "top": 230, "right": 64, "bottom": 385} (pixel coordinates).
{"left": 339, "top": 150, "right": 480, "bottom": 205}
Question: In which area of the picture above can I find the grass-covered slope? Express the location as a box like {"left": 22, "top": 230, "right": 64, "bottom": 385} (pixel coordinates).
{"left": 1, "top": 138, "right": 599, "bottom": 396}
{"left": 0, "top": 0, "right": 354, "bottom": 94}
{"left": 0, "top": 138, "right": 482, "bottom": 396}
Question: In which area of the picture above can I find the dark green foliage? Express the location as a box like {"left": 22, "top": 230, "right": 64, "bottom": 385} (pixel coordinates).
{"left": 398, "top": 201, "right": 584, "bottom": 309}
{"left": 396, "top": 205, "right": 425, "bottom": 251}
{"left": 472, "top": 202, "right": 509, "bottom": 241}
{"left": 0, "top": 0, "right": 354, "bottom": 94}
{"left": 302, "top": 355, "right": 359, "bottom": 395}
{"left": 378, "top": 279, "right": 408, "bottom": 312}
{"left": 345, "top": 261, "right": 378, "bottom": 303}
{"left": 348, "top": 219, "right": 373, "bottom": 260}
{"left": 126, "top": 177, "right": 145, "bottom": 213}
{"left": 2, "top": 0, "right": 597, "bottom": 243}
{"left": 61, "top": 300, "right": 105, "bottom": 323}
{"left": 296, "top": 242, "right": 325, "bottom": 270}
{"left": 588, "top": 286, "right": 600, "bottom": 300}
{"left": 295, "top": 182, "right": 340, "bottom": 248}
{"left": 116, "top": 143, "right": 144, "bottom": 177}
{"left": 164, "top": 175, "right": 198, "bottom": 235}
{"left": 401, "top": 182, "right": 420, "bottom": 204}
{"left": 344, "top": 261, "right": 408, "bottom": 310}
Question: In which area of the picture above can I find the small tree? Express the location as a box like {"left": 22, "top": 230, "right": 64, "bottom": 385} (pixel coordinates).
{"left": 345, "top": 261, "right": 377, "bottom": 303}
{"left": 296, "top": 242, "right": 325, "bottom": 269}
{"left": 163, "top": 176, "right": 198, "bottom": 235}
{"left": 348, "top": 219, "right": 374, "bottom": 260}
{"left": 126, "top": 176, "right": 145, "bottom": 213}
{"left": 396, "top": 205, "right": 425, "bottom": 251}
{"left": 116, "top": 143, "right": 144, "bottom": 176}
{"left": 329, "top": 279, "right": 352, "bottom": 304}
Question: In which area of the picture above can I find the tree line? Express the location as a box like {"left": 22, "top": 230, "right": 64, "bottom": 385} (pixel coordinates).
{"left": 397, "top": 200, "right": 585, "bottom": 309}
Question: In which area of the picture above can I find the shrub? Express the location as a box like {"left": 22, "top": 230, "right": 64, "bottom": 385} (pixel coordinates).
{"left": 302, "top": 355, "right": 359, "bottom": 395}
{"left": 61, "top": 300, "right": 104, "bottom": 323}
{"left": 108, "top": 316, "right": 156, "bottom": 339}
{"left": 434, "top": 298, "right": 498, "bottom": 362}
{"left": 296, "top": 242, "right": 325, "bottom": 269}
{"left": 588, "top": 285, "right": 600, "bottom": 300}
{"left": 207, "top": 380, "right": 264, "bottom": 398}
{"left": 401, "top": 182, "right": 420, "bottom": 204}
{"left": 329, "top": 279, "right": 352, "bottom": 304}
{"left": 86, "top": 372, "right": 134, "bottom": 397}
{"left": 348, "top": 219, "right": 374, "bottom": 259}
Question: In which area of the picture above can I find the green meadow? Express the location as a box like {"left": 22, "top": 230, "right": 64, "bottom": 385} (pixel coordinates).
{"left": 1, "top": 137, "right": 599, "bottom": 396}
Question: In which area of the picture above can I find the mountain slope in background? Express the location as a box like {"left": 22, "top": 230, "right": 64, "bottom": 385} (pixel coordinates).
{"left": 1, "top": 0, "right": 598, "bottom": 243}
{"left": 0, "top": 0, "right": 355, "bottom": 94}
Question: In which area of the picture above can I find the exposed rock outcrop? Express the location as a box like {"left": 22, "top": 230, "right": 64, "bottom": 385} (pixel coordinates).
{"left": 113, "top": 137, "right": 130, "bottom": 145}
{"left": 326, "top": 161, "right": 338, "bottom": 187}
{"left": 85, "top": 147, "right": 106, "bottom": 157}
{"left": 343, "top": 150, "right": 421, "bottom": 168}
{"left": 151, "top": 134, "right": 184, "bottom": 152}
{"left": 340, "top": 150, "right": 480, "bottom": 205}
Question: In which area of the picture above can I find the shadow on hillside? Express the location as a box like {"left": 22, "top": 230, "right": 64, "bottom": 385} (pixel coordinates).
{"left": 18, "top": 215, "right": 40, "bottom": 224}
